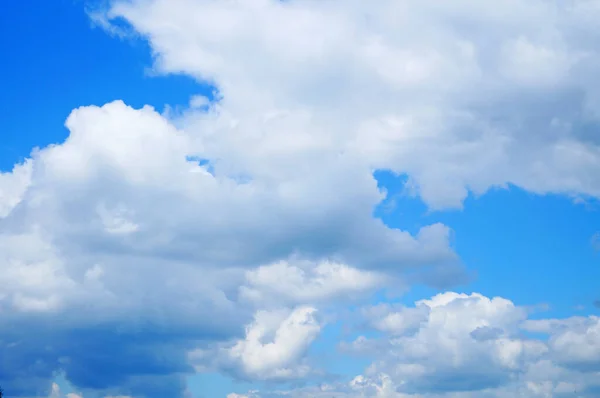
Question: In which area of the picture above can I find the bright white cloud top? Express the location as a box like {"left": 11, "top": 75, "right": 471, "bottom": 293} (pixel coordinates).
{"left": 1, "top": 0, "right": 600, "bottom": 397}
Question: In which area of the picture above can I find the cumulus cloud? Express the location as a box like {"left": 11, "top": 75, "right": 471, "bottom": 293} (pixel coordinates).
{"left": 235, "top": 292, "right": 600, "bottom": 398}
{"left": 103, "top": 0, "right": 600, "bottom": 209}
{"left": 0, "top": 100, "right": 451, "bottom": 396}
{"left": 239, "top": 259, "right": 389, "bottom": 307}
{"left": 348, "top": 293, "right": 537, "bottom": 393}
{"left": 4, "top": 0, "right": 600, "bottom": 396}
{"left": 523, "top": 316, "right": 600, "bottom": 372}
{"left": 0, "top": 160, "right": 31, "bottom": 218}
{"left": 188, "top": 306, "right": 324, "bottom": 382}
{"left": 225, "top": 306, "right": 321, "bottom": 380}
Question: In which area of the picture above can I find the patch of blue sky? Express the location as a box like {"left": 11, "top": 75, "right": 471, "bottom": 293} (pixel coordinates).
{"left": 0, "top": 0, "right": 212, "bottom": 172}
{"left": 186, "top": 156, "right": 216, "bottom": 176}
{"left": 188, "top": 373, "right": 256, "bottom": 398}
{"left": 373, "top": 170, "right": 600, "bottom": 318}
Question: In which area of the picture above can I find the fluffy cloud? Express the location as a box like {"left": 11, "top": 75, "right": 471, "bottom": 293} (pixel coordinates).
{"left": 523, "top": 316, "right": 600, "bottom": 372}
{"left": 0, "top": 100, "right": 450, "bottom": 396}
{"left": 4, "top": 0, "right": 600, "bottom": 396}
{"left": 348, "top": 293, "right": 538, "bottom": 393}
{"left": 188, "top": 307, "right": 322, "bottom": 381}
{"left": 234, "top": 292, "right": 600, "bottom": 398}
{"left": 225, "top": 306, "right": 321, "bottom": 380}
{"left": 239, "top": 259, "right": 388, "bottom": 307}
{"left": 0, "top": 161, "right": 31, "bottom": 218}
{"left": 104, "top": 0, "right": 600, "bottom": 209}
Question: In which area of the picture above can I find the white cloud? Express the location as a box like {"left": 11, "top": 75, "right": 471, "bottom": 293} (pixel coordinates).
{"left": 0, "top": 94, "right": 458, "bottom": 396}
{"left": 346, "top": 293, "right": 537, "bottom": 393}
{"left": 0, "top": 160, "right": 31, "bottom": 218}
{"left": 11, "top": 100, "right": 454, "bottom": 274}
{"left": 524, "top": 316, "right": 600, "bottom": 371}
{"left": 227, "top": 307, "right": 321, "bottom": 380}
{"left": 234, "top": 292, "right": 600, "bottom": 398}
{"left": 190, "top": 306, "right": 322, "bottom": 381}
{"left": 104, "top": 0, "right": 600, "bottom": 209}
{"left": 239, "top": 259, "right": 388, "bottom": 307}
{"left": 0, "top": 97, "right": 452, "bottom": 319}
{"left": 361, "top": 303, "right": 429, "bottom": 336}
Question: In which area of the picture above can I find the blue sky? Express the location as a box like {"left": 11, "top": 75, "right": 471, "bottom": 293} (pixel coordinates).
{"left": 0, "top": 0, "right": 205, "bottom": 170}
{"left": 2, "top": 1, "right": 600, "bottom": 398}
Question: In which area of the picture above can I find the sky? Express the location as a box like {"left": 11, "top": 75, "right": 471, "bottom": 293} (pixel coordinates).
{"left": 1, "top": 1, "right": 600, "bottom": 398}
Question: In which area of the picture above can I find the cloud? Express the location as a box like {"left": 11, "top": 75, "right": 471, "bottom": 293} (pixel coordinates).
{"left": 29, "top": 100, "right": 454, "bottom": 273}
{"left": 239, "top": 259, "right": 389, "bottom": 307}
{"left": 0, "top": 100, "right": 454, "bottom": 396}
{"left": 524, "top": 316, "right": 600, "bottom": 372}
{"left": 225, "top": 306, "right": 321, "bottom": 380}
{"left": 0, "top": 160, "right": 31, "bottom": 218}
{"left": 189, "top": 307, "right": 323, "bottom": 381}
{"left": 4, "top": 0, "right": 600, "bottom": 396}
{"left": 234, "top": 292, "right": 600, "bottom": 398}
{"left": 348, "top": 293, "right": 535, "bottom": 393}
{"left": 103, "top": 0, "right": 600, "bottom": 210}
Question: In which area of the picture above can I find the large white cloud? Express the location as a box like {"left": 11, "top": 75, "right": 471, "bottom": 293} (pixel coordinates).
{"left": 0, "top": 99, "right": 445, "bottom": 397}
{"left": 102, "top": 0, "right": 600, "bottom": 209}
{"left": 234, "top": 292, "right": 600, "bottom": 398}
{"left": 188, "top": 307, "right": 322, "bottom": 381}
{"left": 345, "top": 293, "right": 542, "bottom": 394}
{"left": 223, "top": 306, "right": 321, "bottom": 380}
{"left": 0, "top": 98, "right": 454, "bottom": 319}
